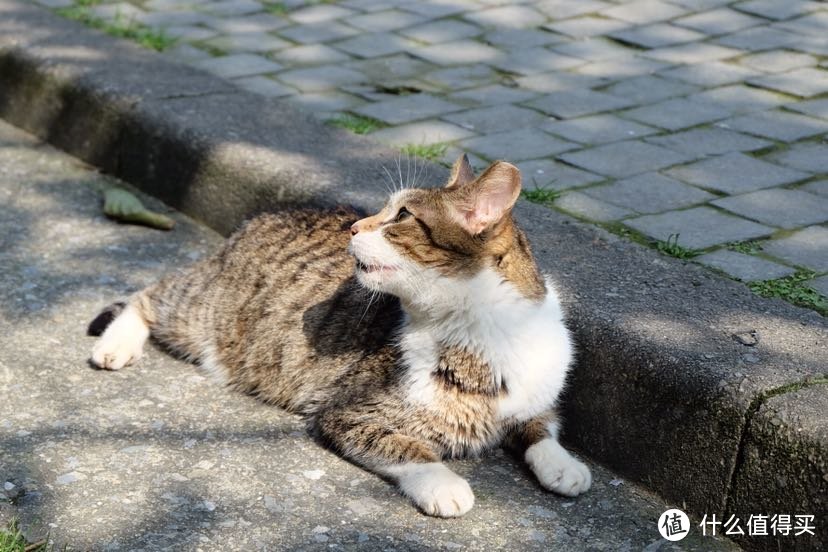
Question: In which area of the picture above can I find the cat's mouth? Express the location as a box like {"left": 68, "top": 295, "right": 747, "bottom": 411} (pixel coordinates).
{"left": 356, "top": 259, "right": 397, "bottom": 275}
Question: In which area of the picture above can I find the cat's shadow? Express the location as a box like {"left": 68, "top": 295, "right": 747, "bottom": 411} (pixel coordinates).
{"left": 301, "top": 275, "right": 402, "bottom": 357}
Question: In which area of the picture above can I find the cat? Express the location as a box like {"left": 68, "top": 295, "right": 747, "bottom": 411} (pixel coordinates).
{"left": 88, "top": 155, "right": 591, "bottom": 517}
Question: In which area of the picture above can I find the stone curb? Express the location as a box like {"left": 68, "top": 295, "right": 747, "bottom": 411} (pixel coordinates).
{"left": 1, "top": 3, "right": 825, "bottom": 549}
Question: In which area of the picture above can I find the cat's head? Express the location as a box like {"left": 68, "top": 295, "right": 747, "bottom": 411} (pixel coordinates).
{"left": 349, "top": 155, "right": 546, "bottom": 307}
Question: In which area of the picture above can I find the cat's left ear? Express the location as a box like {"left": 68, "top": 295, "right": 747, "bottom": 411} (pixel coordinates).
{"left": 446, "top": 153, "right": 475, "bottom": 189}
{"left": 451, "top": 161, "right": 521, "bottom": 235}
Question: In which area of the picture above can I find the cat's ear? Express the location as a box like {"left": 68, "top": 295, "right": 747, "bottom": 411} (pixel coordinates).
{"left": 450, "top": 161, "right": 521, "bottom": 235}
{"left": 446, "top": 153, "right": 475, "bottom": 189}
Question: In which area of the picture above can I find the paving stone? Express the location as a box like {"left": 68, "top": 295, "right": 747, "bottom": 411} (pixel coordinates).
{"left": 665, "top": 152, "right": 810, "bottom": 194}
{"left": 801, "top": 180, "right": 828, "bottom": 198}
{"left": 205, "top": 32, "right": 291, "bottom": 54}
{"left": 642, "top": 42, "right": 741, "bottom": 64}
{"left": 289, "top": 91, "right": 363, "bottom": 114}
{"left": 162, "top": 26, "right": 218, "bottom": 42}
{"left": 332, "top": 32, "right": 412, "bottom": 58}
{"left": 749, "top": 68, "right": 828, "bottom": 98}
{"left": 273, "top": 44, "right": 352, "bottom": 66}
{"left": 552, "top": 37, "right": 637, "bottom": 61}
{"left": 575, "top": 57, "right": 671, "bottom": 81}
{"left": 423, "top": 64, "right": 500, "bottom": 90}
{"left": 691, "top": 85, "right": 787, "bottom": 115}
{"left": 345, "top": 54, "right": 435, "bottom": 81}
{"left": 526, "top": 89, "right": 635, "bottom": 118}
{"left": 556, "top": 191, "right": 635, "bottom": 222}
{"left": 661, "top": 0, "right": 733, "bottom": 8}
{"left": 601, "top": 0, "right": 686, "bottom": 23}
{"left": 625, "top": 207, "right": 775, "bottom": 249}
{"left": 448, "top": 85, "right": 538, "bottom": 107}
{"left": 278, "top": 22, "right": 360, "bottom": 44}
{"left": 289, "top": 4, "right": 355, "bottom": 24}
{"left": 88, "top": 2, "right": 146, "bottom": 22}
{"left": 345, "top": 9, "right": 425, "bottom": 32}
{"left": 786, "top": 98, "right": 828, "bottom": 120}
{"left": 516, "top": 72, "right": 606, "bottom": 93}
{"left": 715, "top": 26, "right": 799, "bottom": 51}
{"left": 202, "top": 0, "right": 263, "bottom": 17}
{"left": 766, "top": 142, "right": 828, "bottom": 174}
{"left": 464, "top": 5, "right": 547, "bottom": 29}
{"left": 517, "top": 159, "right": 605, "bottom": 190}
{"left": 582, "top": 172, "right": 715, "bottom": 213}
{"left": 621, "top": 98, "right": 732, "bottom": 131}
{"left": 738, "top": 50, "right": 818, "bottom": 73}
{"left": 542, "top": 114, "right": 658, "bottom": 144}
{"left": 144, "top": 0, "right": 204, "bottom": 9}
{"left": 137, "top": 10, "right": 212, "bottom": 27}
{"left": 734, "top": 0, "right": 822, "bottom": 21}
{"left": 483, "top": 28, "right": 565, "bottom": 49}
{"left": 413, "top": 39, "right": 502, "bottom": 65}
{"left": 399, "top": 0, "right": 469, "bottom": 18}
{"left": 560, "top": 141, "right": 694, "bottom": 178}
{"left": 489, "top": 48, "right": 584, "bottom": 76}
{"left": 774, "top": 11, "right": 828, "bottom": 36}
{"left": 787, "top": 33, "right": 828, "bottom": 57}
{"left": 276, "top": 65, "right": 366, "bottom": 92}
{"left": 195, "top": 54, "right": 283, "bottom": 79}
{"left": 762, "top": 226, "right": 828, "bottom": 272}
{"left": 399, "top": 19, "right": 482, "bottom": 44}
{"left": 602, "top": 75, "right": 700, "bottom": 104}
{"left": 442, "top": 104, "right": 547, "bottom": 134}
{"left": 534, "top": 0, "right": 614, "bottom": 20}
{"left": 33, "top": 0, "right": 73, "bottom": 7}
{"left": 610, "top": 23, "right": 706, "bottom": 48}
{"left": 368, "top": 120, "right": 475, "bottom": 146}
{"left": 659, "top": 60, "right": 759, "bottom": 87}
{"left": 233, "top": 75, "right": 295, "bottom": 97}
{"left": 808, "top": 275, "right": 828, "bottom": 297}
{"left": 712, "top": 188, "right": 828, "bottom": 229}
{"left": 459, "top": 128, "right": 577, "bottom": 161}
{"left": 646, "top": 127, "right": 771, "bottom": 157}
{"left": 675, "top": 7, "right": 765, "bottom": 35}
{"left": 355, "top": 94, "right": 464, "bottom": 125}
{"left": 544, "top": 16, "right": 630, "bottom": 39}
{"left": 163, "top": 43, "right": 213, "bottom": 64}
{"left": 720, "top": 110, "right": 827, "bottom": 141}
{"left": 204, "top": 14, "right": 289, "bottom": 33}
{"left": 695, "top": 250, "right": 796, "bottom": 282}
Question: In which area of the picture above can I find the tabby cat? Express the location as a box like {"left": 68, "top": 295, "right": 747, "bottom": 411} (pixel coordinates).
{"left": 89, "top": 155, "right": 591, "bottom": 517}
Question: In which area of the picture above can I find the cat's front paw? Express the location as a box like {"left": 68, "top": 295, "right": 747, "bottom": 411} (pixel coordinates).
{"left": 525, "top": 438, "right": 592, "bottom": 497}
{"left": 91, "top": 334, "right": 143, "bottom": 370}
{"left": 391, "top": 463, "right": 475, "bottom": 517}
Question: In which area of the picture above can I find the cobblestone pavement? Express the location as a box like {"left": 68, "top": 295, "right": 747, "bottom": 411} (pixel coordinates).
{"left": 38, "top": 0, "right": 828, "bottom": 301}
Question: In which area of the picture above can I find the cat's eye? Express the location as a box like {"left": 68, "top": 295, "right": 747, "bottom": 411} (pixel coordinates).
{"left": 395, "top": 207, "right": 412, "bottom": 222}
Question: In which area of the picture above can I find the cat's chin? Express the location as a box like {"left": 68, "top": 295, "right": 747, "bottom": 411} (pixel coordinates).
{"left": 355, "top": 263, "right": 398, "bottom": 291}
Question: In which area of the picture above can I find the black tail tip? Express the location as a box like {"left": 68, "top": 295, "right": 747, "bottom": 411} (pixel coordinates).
{"left": 87, "top": 301, "right": 126, "bottom": 336}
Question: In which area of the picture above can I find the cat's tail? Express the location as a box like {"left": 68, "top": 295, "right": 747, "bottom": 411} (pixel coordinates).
{"left": 87, "top": 301, "right": 127, "bottom": 336}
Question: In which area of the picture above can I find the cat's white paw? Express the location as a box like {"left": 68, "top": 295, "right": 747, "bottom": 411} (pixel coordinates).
{"left": 381, "top": 462, "right": 475, "bottom": 517}
{"left": 526, "top": 438, "right": 592, "bottom": 497}
{"left": 90, "top": 305, "right": 149, "bottom": 370}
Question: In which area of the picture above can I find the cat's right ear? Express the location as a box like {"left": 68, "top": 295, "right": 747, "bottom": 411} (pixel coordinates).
{"left": 446, "top": 153, "right": 475, "bottom": 189}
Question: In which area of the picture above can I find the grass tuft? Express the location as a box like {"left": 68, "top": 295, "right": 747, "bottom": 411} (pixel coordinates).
{"left": 728, "top": 240, "right": 763, "bottom": 255}
{"left": 522, "top": 188, "right": 561, "bottom": 207}
{"left": 327, "top": 114, "right": 386, "bottom": 135}
{"left": 0, "top": 519, "right": 50, "bottom": 552}
{"left": 748, "top": 271, "right": 828, "bottom": 316}
{"left": 55, "top": 6, "right": 176, "bottom": 52}
{"left": 263, "top": 2, "right": 289, "bottom": 15}
{"left": 655, "top": 234, "right": 702, "bottom": 260}
{"left": 400, "top": 142, "right": 448, "bottom": 161}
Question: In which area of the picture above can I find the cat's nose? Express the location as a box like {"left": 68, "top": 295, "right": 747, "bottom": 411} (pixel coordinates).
{"left": 350, "top": 222, "right": 360, "bottom": 236}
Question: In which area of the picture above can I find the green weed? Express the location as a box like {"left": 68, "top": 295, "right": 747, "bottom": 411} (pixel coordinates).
{"left": 728, "top": 240, "right": 763, "bottom": 255}
{"left": 0, "top": 519, "right": 49, "bottom": 552}
{"left": 400, "top": 142, "right": 449, "bottom": 161}
{"left": 263, "top": 2, "right": 289, "bottom": 15}
{"left": 55, "top": 6, "right": 176, "bottom": 52}
{"left": 748, "top": 271, "right": 828, "bottom": 316}
{"left": 655, "top": 234, "right": 702, "bottom": 260}
{"left": 327, "top": 114, "right": 386, "bottom": 135}
{"left": 522, "top": 188, "right": 561, "bottom": 207}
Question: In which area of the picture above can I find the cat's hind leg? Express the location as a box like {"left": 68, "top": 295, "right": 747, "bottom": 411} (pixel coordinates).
{"left": 89, "top": 295, "right": 152, "bottom": 370}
